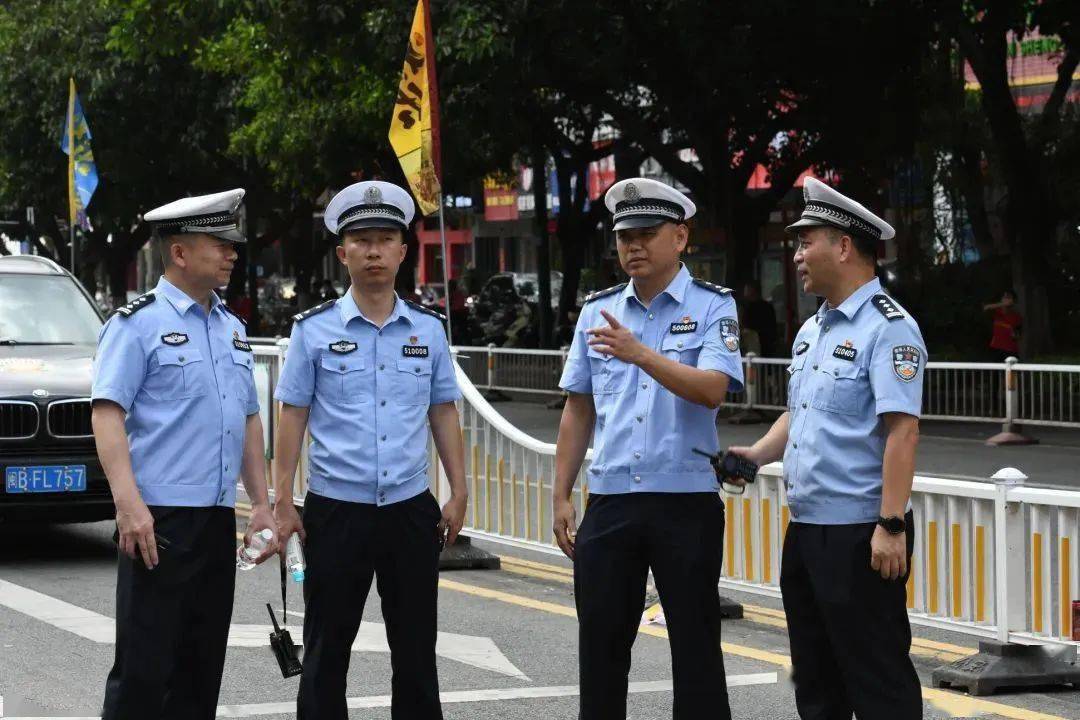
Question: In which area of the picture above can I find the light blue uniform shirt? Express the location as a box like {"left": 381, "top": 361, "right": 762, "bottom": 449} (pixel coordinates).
{"left": 91, "top": 277, "right": 259, "bottom": 508}
{"left": 559, "top": 264, "right": 744, "bottom": 495}
{"left": 784, "top": 277, "right": 927, "bottom": 524}
{"left": 274, "top": 292, "right": 461, "bottom": 507}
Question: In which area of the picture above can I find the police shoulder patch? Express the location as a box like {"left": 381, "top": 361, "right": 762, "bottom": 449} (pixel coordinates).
{"left": 719, "top": 318, "right": 740, "bottom": 352}
{"left": 870, "top": 294, "right": 904, "bottom": 321}
{"left": 582, "top": 283, "right": 627, "bottom": 305}
{"left": 892, "top": 344, "right": 921, "bottom": 382}
{"left": 691, "top": 278, "right": 733, "bottom": 296}
{"left": 292, "top": 299, "right": 336, "bottom": 322}
{"left": 115, "top": 292, "right": 155, "bottom": 318}
{"left": 404, "top": 299, "right": 447, "bottom": 322}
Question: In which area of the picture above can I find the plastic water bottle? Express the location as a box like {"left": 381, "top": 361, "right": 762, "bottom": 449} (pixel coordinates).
{"left": 285, "top": 533, "right": 306, "bottom": 582}
{"left": 237, "top": 528, "right": 273, "bottom": 570}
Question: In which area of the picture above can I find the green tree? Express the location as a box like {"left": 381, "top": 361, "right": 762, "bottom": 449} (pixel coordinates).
{"left": 940, "top": 0, "right": 1080, "bottom": 354}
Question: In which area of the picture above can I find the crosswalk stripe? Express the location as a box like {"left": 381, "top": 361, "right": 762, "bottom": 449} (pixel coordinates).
{"left": 4, "top": 673, "right": 779, "bottom": 719}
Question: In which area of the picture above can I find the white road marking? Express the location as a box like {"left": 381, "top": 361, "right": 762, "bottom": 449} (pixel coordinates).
{"left": 0, "top": 579, "right": 525, "bottom": 679}
{"left": 281, "top": 608, "right": 526, "bottom": 679}
{"left": 5, "top": 673, "right": 779, "bottom": 719}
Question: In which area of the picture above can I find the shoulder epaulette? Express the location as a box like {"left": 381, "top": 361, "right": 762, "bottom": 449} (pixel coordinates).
{"left": 115, "top": 292, "right": 155, "bottom": 318}
{"left": 870, "top": 294, "right": 904, "bottom": 321}
{"left": 292, "top": 299, "right": 335, "bottom": 322}
{"left": 405, "top": 299, "right": 447, "bottom": 322}
{"left": 691, "top": 278, "right": 733, "bottom": 296}
{"left": 583, "top": 283, "right": 627, "bottom": 304}
{"left": 222, "top": 303, "right": 247, "bottom": 326}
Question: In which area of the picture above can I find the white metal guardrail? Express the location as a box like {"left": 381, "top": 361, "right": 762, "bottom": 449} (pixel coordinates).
{"left": 447, "top": 347, "right": 1080, "bottom": 433}
{"left": 251, "top": 344, "right": 1080, "bottom": 647}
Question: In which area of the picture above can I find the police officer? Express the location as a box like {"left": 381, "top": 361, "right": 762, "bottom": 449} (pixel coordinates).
{"left": 271, "top": 181, "right": 467, "bottom": 720}
{"left": 730, "top": 178, "right": 926, "bottom": 719}
{"left": 92, "top": 189, "right": 277, "bottom": 719}
{"left": 554, "top": 178, "right": 744, "bottom": 720}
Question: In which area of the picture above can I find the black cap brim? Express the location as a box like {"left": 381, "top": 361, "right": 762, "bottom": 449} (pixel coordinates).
{"left": 207, "top": 227, "right": 246, "bottom": 243}
{"left": 339, "top": 218, "right": 407, "bottom": 234}
{"left": 613, "top": 216, "right": 674, "bottom": 231}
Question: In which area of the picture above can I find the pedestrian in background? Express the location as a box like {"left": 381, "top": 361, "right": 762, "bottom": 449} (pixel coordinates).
{"left": 983, "top": 289, "right": 1022, "bottom": 361}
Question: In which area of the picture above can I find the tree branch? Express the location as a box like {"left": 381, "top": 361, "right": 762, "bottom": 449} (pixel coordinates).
{"left": 600, "top": 99, "right": 706, "bottom": 195}
{"left": 1040, "top": 49, "right": 1079, "bottom": 137}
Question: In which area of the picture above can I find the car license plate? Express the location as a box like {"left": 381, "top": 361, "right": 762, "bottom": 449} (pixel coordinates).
{"left": 5, "top": 465, "right": 87, "bottom": 493}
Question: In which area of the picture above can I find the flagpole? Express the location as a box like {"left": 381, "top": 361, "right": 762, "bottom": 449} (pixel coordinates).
{"left": 67, "top": 78, "right": 76, "bottom": 277}
{"left": 437, "top": 192, "right": 453, "bottom": 343}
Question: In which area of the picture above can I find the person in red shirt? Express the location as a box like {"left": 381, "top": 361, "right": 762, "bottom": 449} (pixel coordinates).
{"left": 983, "top": 289, "right": 1022, "bottom": 361}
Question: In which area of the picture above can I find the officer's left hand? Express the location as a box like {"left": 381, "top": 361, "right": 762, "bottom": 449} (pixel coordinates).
{"left": 870, "top": 525, "right": 907, "bottom": 581}
{"left": 245, "top": 503, "right": 280, "bottom": 564}
{"left": 587, "top": 310, "right": 645, "bottom": 364}
{"left": 440, "top": 493, "right": 467, "bottom": 546}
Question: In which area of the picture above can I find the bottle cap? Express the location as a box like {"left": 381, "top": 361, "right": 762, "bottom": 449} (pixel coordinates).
{"left": 257, "top": 528, "right": 274, "bottom": 541}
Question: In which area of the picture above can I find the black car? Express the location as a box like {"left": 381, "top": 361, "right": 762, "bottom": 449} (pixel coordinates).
{"left": 0, "top": 255, "right": 112, "bottom": 523}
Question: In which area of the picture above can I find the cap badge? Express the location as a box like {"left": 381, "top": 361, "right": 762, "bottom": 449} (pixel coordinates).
{"left": 364, "top": 185, "right": 383, "bottom": 205}
{"left": 624, "top": 182, "right": 640, "bottom": 202}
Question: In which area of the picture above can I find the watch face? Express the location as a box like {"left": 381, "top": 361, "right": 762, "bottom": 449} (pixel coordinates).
{"left": 881, "top": 516, "right": 905, "bottom": 534}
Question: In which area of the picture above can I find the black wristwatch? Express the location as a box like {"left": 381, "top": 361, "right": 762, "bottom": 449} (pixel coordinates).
{"left": 877, "top": 515, "right": 906, "bottom": 535}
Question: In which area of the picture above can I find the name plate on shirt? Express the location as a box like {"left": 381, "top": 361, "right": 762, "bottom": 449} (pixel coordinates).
{"left": 832, "top": 345, "right": 858, "bottom": 361}
{"left": 5, "top": 465, "right": 86, "bottom": 493}
{"left": 669, "top": 321, "right": 698, "bottom": 334}
{"left": 402, "top": 345, "right": 430, "bottom": 357}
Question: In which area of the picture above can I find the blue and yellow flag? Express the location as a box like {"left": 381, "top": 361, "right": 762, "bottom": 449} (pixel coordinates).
{"left": 60, "top": 78, "right": 98, "bottom": 231}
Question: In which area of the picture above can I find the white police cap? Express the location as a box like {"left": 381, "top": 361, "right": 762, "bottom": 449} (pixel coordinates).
{"left": 144, "top": 188, "right": 246, "bottom": 243}
{"left": 324, "top": 181, "right": 415, "bottom": 235}
{"left": 785, "top": 177, "right": 895, "bottom": 242}
{"left": 604, "top": 177, "right": 696, "bottom": 231}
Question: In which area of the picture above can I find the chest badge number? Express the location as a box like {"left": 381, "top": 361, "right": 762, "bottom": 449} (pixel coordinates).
{"left": 403, "top": 344, "right": 430, "bottom": 357}
{"left": 161, "top": 332, "right": 188, "bottom": 346}
{"left": 329, "top": 340, "right": 357, "bottom": 354}
{"left": 232, "top": 330, "right": 251, "bottom": 352}
{"left": 832, "top": 341, "right": 857, "bottom": 362}
{"left": 669, "top": 316, "right": 697, "bottom": 334}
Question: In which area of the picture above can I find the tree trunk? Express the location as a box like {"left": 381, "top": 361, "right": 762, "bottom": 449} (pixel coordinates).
{"left": 1011, "top": 215, "right": 1054, "bottom": 356}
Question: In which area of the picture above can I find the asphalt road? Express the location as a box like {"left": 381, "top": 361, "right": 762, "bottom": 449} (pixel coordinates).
{"left": 2, "top": 518, "right": 1079, "bottom": 719}
{"left": 491, "top": 395, "right": 1080, "bottom": 490}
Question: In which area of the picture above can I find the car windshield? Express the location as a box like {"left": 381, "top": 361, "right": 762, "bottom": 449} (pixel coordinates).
{"left": 0, "top": 274, "right": 102, "bottom": 344}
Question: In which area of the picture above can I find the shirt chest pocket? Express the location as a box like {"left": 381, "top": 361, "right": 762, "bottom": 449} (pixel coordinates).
{"left": 145, "top": 348, "right": 206, "bottom": 401}
{"left": 787, "top": 354, "right": 807, "bottom": 409}
{"left": 395, "top": 358, "right": 433, "bottom": 406}
{"left": 317, "top": 355, "right": 370, "bottom": 405}
{"left": 231, "top": 349, "right": 254, "bottom": 399}
{"left": 661, "top": 333, "right": 704, "bottom": 365}
{"left": 813, "top": 361, "right": 866, "bottom": 415}
{"left": 587, "top": 350, "right": 629, "bottom": 396}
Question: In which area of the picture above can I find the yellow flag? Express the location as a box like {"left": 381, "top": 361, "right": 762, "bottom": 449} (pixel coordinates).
{"left": 389, "top": 0, "right": 441, "bottom": 216}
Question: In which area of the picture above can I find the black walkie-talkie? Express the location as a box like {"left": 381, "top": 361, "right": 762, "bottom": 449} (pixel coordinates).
{"left": 267, "top": 602, "right": 303, "bottom": 678}
{"left": 693, "top": 448, "right": 759, "bottom": 494}
{"left": 267, "top": 557, "right": 303, "bottom": 678}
